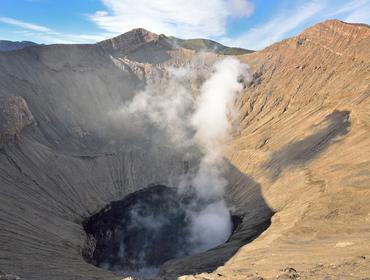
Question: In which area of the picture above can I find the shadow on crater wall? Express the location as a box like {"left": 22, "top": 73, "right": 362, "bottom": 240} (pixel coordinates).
{"left": 263, "top": 110, "right": 351, "bottom": 180}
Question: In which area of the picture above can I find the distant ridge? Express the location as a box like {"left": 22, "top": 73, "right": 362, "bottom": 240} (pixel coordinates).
{"left": 1, "top": 29, "right": 252, "bottom": 55}
{"left": 0, "top": 40, "right": 38, "bottom": 51}
{"left": 165, "top": 36, "right": 254, "bottom": 55}
{"left": 98, "top": 28, "right": 253, "bottom": 56}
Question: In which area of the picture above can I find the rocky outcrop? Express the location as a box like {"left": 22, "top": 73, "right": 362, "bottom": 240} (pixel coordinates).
{"left": 0, "top": 270, "right": 21, "bottom": 280}
{"left": 0, "top": 96, "right": 34, "bottom": 143}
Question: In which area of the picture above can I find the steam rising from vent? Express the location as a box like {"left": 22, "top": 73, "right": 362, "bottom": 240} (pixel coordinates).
{"left": 186, "top": 58, "right": 248, "bottom": 251}
{"left": 105, "top": 56, "right": 249, "bottom": 277}
{"left": 191, "top": 58, "right": 247, "bottom": 199}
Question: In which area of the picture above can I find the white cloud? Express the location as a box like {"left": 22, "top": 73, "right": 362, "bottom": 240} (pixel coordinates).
{"left": 223, "top": 0, "right": 370, "bottom": 50}
{"left": 0, "top": 17, "right": 53, "bottom": 33}
{"left": 228, "top": 0, "right": 254, "bottom": 17}
{"left": 223, "top": 0, "right": 326, "bottom": 50}
{"left": 0, "top": 16, "right": 112, "bottom": 44}
{"left": 344, "top": 1, "right": 370, "bottom": 24}
{"left": 32, "top": 33, "right": 111, "bottom": 44}
{"left": 90, "top": 0, "right": 254, "bottom": 38}
{"left": 327, "top": 0, "right": 370, "bottom": 17}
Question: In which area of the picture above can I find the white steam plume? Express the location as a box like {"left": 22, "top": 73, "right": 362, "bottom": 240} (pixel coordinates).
{"left": 186, "top": 57, "right": 248, "bottom": 251}
{"left": 190, "top": 57, "right": 247, "bottom": 199}
{"left": 111, "top": 66, "right": 195, "bottom": 147}
{"left": 111, "top": 56, "right": 249, "bottom": 255}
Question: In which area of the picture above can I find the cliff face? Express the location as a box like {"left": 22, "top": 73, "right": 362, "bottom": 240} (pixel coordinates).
{"left": 0, "top": 20, "right": 369, "bottom": 280}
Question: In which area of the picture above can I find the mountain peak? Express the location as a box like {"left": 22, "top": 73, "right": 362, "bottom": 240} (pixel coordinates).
{"left": 97, "top": 28, "right": 161, "bottom": 54}
{"left": 98, "top": 28, "right": 252, "bottom": 59}
{"left": 113, "top": 27, "right": 160, "bottom": 42}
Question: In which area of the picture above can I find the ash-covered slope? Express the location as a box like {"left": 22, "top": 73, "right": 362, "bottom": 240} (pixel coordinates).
{"left": 0, "top": 29, "right": 191, "bottom": 280}
{"left": 0, "top": 28, "right": 266, "bottom": 280}
{"left": 0, "top": 20, "right": 369, "bottom": 280}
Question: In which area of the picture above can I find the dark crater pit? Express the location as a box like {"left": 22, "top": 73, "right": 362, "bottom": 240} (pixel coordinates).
{"left": 82, "top": 185, "right": 241, "bottom": 279}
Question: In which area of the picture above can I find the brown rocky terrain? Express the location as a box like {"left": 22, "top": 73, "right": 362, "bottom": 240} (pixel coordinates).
{"left": 0, "top": 19, "right": 369, "bottom": 280}
{"left": 178, "top": 19, "right": 370, "bottom": 280}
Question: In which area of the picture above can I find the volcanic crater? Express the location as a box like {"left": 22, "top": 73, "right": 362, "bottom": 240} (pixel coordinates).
{"left": 0, "top": 20, "right": 370, "bottom": 280}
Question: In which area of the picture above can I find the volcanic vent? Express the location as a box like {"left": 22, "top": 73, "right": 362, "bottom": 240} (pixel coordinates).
{"left": 83, "top": 185, "right": 241, "bottom": 278}
{"left": 83, "top": 185, "right": 190, "bottom": 278}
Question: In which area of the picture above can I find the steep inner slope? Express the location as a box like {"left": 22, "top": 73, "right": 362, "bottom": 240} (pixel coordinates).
{"left": 0, "top": 28, "right": 272, "bottom": 280}
{"left": 203, "top": 19, "right": 370, "bottom": 280}
{"left": 0, "top": 21, "right": 369, "bottom": 280}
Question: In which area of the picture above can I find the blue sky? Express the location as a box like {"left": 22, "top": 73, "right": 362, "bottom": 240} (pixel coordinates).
{"left": 0, "top": 0, "right": 369, "bottom": 50}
